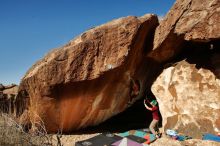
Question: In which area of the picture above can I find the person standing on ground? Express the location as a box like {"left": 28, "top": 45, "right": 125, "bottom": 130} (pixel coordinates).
{"left": 144, "top": 99, "right": 160, "bottom": 138}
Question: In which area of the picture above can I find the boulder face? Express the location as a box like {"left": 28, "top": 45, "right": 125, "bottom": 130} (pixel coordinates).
{"left": 152, "top": 60, "right": 220, "bottom": 138}
{"left": 18, "top": 14, "right": 159, "bottom": 132}
{"left": 150, "top": 0, "right": 220, "bottom": 62}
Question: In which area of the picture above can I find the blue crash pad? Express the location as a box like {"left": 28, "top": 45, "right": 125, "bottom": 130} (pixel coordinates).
{"left": 203, "top": 133, "right": 220, "bottom": 142}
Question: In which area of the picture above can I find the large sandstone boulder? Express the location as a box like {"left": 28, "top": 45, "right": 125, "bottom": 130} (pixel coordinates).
{"left": 152, "top": 60, "right": 220, "bottom": 138}
{"left": 149, "top": 0, "right": 220, "bottom": 62}
{"left": 18, "top": 14, "right": 159, "bottom": 132}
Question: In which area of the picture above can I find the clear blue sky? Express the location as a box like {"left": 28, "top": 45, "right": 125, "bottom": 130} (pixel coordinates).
{"left": 0, "top": 0, "right": 175, "bottom": 85}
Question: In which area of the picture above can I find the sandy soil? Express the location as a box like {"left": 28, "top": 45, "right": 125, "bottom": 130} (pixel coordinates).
{"left": 54, "top": 133, "right": 220, "bottom": 146}
{"left": 51, "top": 133, "right": 99, "bottom": 146}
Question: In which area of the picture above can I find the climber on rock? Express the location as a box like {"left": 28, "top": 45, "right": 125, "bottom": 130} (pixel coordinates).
{"left": 144, "top": 98, "right": 161, "bottom": 139}
{"left": 129, "top": 78, "right": 140, "bottom": 103}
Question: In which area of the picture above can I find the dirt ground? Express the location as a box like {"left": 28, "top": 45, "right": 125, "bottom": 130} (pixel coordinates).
{"left": 51, "top": 133, "right": 220, "bottom": 146}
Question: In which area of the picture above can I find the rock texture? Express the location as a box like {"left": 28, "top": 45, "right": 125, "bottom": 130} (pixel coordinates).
{"left": 152, "top": 60, "right": 220, "bottom": 138}
{"left": 149, "top": 0, "right": 220, "bottom": 62}
{"left": 18, "top": 14, "right": 159, "bottom": 132}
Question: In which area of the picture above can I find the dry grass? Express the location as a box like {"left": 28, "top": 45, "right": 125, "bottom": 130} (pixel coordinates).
{"left": 0, "top": 113, "right": 100, "bottom": 146}
{"left": 0, "top": 113, "right": 55, "bottom": 146}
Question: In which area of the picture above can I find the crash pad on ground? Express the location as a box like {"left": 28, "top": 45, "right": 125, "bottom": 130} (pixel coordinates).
{"left": 203, "top": 133, "right": 220, "bottom": 142}
{"left": 117, "top": 130, "right": 156, "bottom": 144}
{"left": 118, "top": 131, "right": 130, "bottom": 137}
{"left": 126, "top": 135, "right": 146, "bottom": 143}
{"left": 134, "top": 130, "right": 147, "bottom": 138}
{"left": 75, "top": 133, "right": 122, "bottom": 146}
{"left": 144, "top": 133, "right": 156, "bottom": 144}
{"left": 111, "top": 137, "right": 149, "bottom": 146}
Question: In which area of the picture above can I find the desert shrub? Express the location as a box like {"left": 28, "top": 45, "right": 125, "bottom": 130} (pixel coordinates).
{"left": 0, "top": 113, "right": 54, "bottom": 146}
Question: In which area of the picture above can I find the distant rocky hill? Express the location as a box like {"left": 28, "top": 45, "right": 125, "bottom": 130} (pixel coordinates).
{"left": 0, "top": 83, "right": 18, "bottom": 114}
